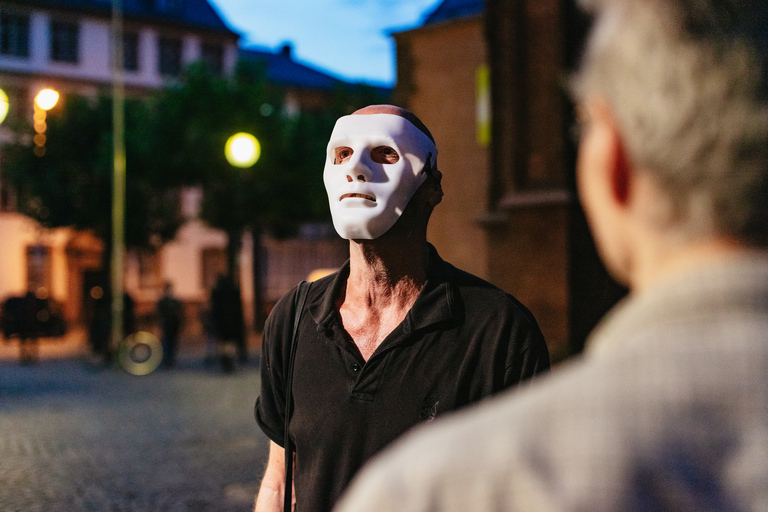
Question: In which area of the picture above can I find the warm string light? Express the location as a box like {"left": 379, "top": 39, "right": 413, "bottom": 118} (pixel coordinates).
{"left": 32, "top": 89, "right": 59, "bottom": 157}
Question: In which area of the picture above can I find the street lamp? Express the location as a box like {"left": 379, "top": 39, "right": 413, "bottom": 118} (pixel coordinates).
{"left": 225, "top": 132, "right": 261, "bottom": 168}
{"left": 35, "top": 89, "right": 59, "bottom": 111}
{"left": 224, "top": 131, "right": 266, "bottom": 331}
{"left": 0, "top": 89, "right": 9, "bottom": 125}
{"left": 33, "top": 88, "right": 59, "bottom": 157}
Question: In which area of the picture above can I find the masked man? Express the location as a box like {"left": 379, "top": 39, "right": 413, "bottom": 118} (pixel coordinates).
{"left": 254, "top": 105, "right": 550, "bottom": 512}
{"left": 335, "top": 2, "right": 768, "bottom": 511}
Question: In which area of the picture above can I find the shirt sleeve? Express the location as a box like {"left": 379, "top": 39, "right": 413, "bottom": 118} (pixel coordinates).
{"left": 254, "top": 287, "right": 299, "bottom": 447}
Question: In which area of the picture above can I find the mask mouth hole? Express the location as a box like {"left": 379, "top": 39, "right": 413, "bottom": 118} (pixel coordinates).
{"left": 340, "top": 193, "right": 376, "bottom": 202}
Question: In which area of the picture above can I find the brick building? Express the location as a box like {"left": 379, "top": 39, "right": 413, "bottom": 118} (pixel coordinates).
{"left": 394, "top": 0, "right": 624, "bottom": 361}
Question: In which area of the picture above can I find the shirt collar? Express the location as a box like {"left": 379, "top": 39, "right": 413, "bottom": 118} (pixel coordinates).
{"left": 308, "top": 243, "right": 459, "bottom": 333}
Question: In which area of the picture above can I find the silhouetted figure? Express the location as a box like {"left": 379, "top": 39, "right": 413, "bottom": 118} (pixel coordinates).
{"left": 209, "top": 275, "right": 245, "bottom": 372}
{"left": 200, "top": 306, "right": 217, "bottom": 367}
{"left": 88, "top": 289, "right": 136, "bottom": 366}
{"left": 88, "top": 292, "right": 111, "bottom": 364}
{"left": 18, "top": 292, "right": 40, "bottom": 365}
{"left": 1, "top": 294, "right": 38, "bottom": 364}
{"left": 157, "top": 282, "right": 183, "bottom": 368}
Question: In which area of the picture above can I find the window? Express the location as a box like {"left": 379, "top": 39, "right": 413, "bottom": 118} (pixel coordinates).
{"left": 26, "top": 245, "right": 52, "bottom": 296}
{"left": 0, "top": 10, "right": 30, "bottom": 57}
{"left": 50, "top": 21, "right": 79, "bottom": 63}
{"left": 201, "top": 43, "right": 223, "bottom": 75}
{"left": 158, "top": 36, "right": 182, "bottom": 76}
{"left": 123, "top": 32, "right": 139, "bottom": 71}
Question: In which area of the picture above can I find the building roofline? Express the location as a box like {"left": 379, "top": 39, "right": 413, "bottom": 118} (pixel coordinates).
{"left": 389, "top": 12, "right": 482, "bottom": 39}
{"left": 4, "top": 0, "right": 239, "bottom": 38}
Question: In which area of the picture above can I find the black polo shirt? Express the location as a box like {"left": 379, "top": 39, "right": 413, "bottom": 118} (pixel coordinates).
{"left": 256, "top": 246, "right": 549, "bottom": 512}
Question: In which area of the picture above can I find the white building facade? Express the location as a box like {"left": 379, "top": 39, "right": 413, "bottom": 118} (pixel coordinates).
{"left": 0, "top": 0, "right": 244, "bottom": 334}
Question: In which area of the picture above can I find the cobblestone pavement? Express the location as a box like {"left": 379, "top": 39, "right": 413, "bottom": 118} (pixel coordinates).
{"left": 0, "top": 355, "right": 269, "bottom": 512}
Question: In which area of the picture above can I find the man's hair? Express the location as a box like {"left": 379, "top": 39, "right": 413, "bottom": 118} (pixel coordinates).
{"left": 570, "top": 0, "right": 768, "bottom": 245}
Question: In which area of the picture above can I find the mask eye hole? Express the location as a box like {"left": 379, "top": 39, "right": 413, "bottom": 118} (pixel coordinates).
{"left": 334, "top": 147, "right": 353, "bottom": 164}
{"left": 371, "top": 146, "right": 399, "bottom": 164}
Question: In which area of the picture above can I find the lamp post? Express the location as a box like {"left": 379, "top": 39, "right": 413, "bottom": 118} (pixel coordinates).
{"left": 111, "top": 0, "right": 127, "bottom": 359}
{"left": 224, "top": 132, "right": 266, "bottom": 331}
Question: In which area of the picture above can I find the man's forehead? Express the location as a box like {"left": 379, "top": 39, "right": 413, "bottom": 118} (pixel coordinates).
{"left": 331, "top": 114, "right": 418, "bottom": 143}
{"left": 350, "top": 104, "right": 435, "bottom": 143}
{"left": 353, "top": 105, "right": 408, "bottom": 117}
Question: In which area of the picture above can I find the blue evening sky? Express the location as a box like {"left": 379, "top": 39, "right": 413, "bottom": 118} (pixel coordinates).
{"left": 208, "top": 0, "right": 443, "bottom": 86}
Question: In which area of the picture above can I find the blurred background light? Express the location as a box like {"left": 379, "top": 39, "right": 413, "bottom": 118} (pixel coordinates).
{"left": 0, "top": 89, "right": 8, "bottom": 124}
{"left": 35, "top": 89, "right": 59, "bottom": 111}
{"left": 225, "top": 132, "right": 261, "bottom": 168}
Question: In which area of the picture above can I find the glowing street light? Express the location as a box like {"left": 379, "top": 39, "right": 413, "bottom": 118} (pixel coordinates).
{"left": 224, "top": 131, "right": 266, "bottom": 329}
{"left": 32, "top": 88, "right": 59, "bottom": 157}
{"left": 225, "top": 132, "right": 261, "bottom": 168}
{"left": 0, "top": 89, "right": 9, "bottom": 124}
{"left": 34, "top": 88, "right": 59, "bottom": 111}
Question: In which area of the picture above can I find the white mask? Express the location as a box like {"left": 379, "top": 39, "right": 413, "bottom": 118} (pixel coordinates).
{"left": 323, "top": 113, "right": 438, "bottom": 240}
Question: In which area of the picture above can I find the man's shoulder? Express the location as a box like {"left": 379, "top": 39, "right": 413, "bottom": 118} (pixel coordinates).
{"left": 440, "top": 260, "right": 539, "bottom": 325}
{"left": 265, "top": 272, "right": 337, "bottom": 331}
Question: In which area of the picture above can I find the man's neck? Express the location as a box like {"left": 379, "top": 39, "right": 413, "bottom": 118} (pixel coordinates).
{"left": 631, "top": 236, "right": 748, "bottom": 294}
{"left": 345, "top": 239, "right": 429, "bottom": 307}
{"left": 337, "top": 238, "right": 430, "bottom": 361}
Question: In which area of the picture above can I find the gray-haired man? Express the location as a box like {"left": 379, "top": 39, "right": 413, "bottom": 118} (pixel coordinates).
{"left": 335, "top": 1, "right": 768, "bottom": 510}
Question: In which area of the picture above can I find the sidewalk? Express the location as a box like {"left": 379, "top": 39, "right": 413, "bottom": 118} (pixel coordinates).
{"left": 0, "top": 327, "right": 263, "bottom": 363}
{"left": 0, "top": 327, "right": 89, "bottom": 362}
{"left": 0, "top": 339, "right": 268, "bottom": 511}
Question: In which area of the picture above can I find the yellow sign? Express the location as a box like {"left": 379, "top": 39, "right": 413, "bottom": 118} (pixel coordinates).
{"left": 476, "top": 65, "right": 491, "bottom": 148}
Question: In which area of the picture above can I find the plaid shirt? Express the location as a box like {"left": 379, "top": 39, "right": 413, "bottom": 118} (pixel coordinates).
{"left": 336, "top": 252, "right": 768, "bottom": 512}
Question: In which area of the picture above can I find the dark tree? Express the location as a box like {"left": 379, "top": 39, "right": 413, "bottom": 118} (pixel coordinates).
{"left": 3, "top": 94, "right": 184, "bottom": 252}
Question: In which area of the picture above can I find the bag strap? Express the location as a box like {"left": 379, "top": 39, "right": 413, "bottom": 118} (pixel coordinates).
{"left": 284, "top": 281, "right": 310, "bottom": 512}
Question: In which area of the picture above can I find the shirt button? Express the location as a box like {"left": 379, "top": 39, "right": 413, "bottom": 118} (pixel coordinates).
{"left": 352, "top": 363, "right": 361, "bottom": 372}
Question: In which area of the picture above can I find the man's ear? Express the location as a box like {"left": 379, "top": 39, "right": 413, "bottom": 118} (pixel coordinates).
{"left": 427, "top": 167, "right": 443, "bottom": 207}
{"left": 611, "top": 129, "right": 631, "bottom": 206}
{"left": 422, "top": 153, "right": 443, "bottom": 207}
{"left": 589, "top": 98, "right": 632, "bottom": 207}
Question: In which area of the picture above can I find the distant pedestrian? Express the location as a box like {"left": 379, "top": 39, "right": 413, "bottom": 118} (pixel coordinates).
{"left": 88, "top": 287, "right": 137, "bottom": 366}
{"left": 19, "top": 292, "right": 40, "bottom": 364}
{"left": 88, "top": 291, "right": 111, "bottom": 364}
{"left": 209, "top": 274, "right": 245, "bottom": 371}
{"left": 157, "top": 282, "right": 183, "bottom": 368}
